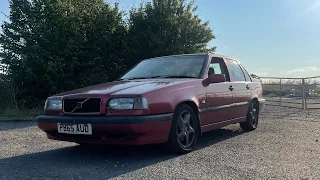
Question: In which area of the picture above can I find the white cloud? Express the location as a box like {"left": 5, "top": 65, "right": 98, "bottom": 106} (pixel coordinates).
{"left": 252, "top": 72, "right": 268, "bottom": 77}
{"left": 307, "top": 67, "right": 319, "bottom": 71}
{"left": 258, "top": 68, "right": 272, "bottom": 71}
{"left": 288, "top": 67, "right": 320, "bottom": 73}
{"left": 301, "top": 1, "right": 320, "bottom": 16}
{"left": 285, "top": 1, "right": 320, "bottom": 26}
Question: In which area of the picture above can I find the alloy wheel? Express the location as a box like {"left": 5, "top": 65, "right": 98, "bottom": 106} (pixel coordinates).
{"left": 176, "top": 110, "right": 196, "bottom": 149}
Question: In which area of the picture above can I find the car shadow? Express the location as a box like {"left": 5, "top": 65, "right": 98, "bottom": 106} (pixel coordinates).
{"left": 0, "top": 122, "right": 36, "bottom": 131}
{"left": 0, "top": 127, "right": 245, "bottom": 179}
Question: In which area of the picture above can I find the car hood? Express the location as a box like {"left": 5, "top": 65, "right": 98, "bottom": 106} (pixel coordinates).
{"left": 54, "top": 79, "right": 197, "bottom": 97}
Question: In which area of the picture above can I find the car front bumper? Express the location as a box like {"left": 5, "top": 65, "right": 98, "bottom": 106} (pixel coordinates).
{"left": 37, "top": 114, "right": 173, "bottom": 145}
{"left": 258, "top": 98, "right": 266, "bottom": 113}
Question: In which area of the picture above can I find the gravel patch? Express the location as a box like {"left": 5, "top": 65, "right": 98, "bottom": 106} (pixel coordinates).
{"left": 0, "top": 106, "right": 319, "bottom": 180}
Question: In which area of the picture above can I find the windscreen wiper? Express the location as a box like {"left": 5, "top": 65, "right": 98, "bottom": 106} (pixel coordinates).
{"left": 156, "top": 75, "right": 197, "bottom": 79}
{"left": 118, "top": 75, "right": 196, "bottom": 81}
{"left": 118, "top": 77, "right": 150, "bottom": 81}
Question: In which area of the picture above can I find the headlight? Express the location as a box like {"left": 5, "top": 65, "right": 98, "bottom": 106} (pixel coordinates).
{"left": 44, "top": 99, "right": 62, "bottom": 110}
{"left": 107, "top": 97, "right": 148, "bottom": 110}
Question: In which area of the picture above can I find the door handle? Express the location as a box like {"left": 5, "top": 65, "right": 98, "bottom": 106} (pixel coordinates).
{"left": 229, "top": 86, "right": 234, "bottom": 91}
{"left": 246, "top": 85, "right": 250, "bottom": 89}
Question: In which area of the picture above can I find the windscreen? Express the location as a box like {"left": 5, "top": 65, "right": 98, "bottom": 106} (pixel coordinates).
{"left": 120, "top": 55, "right": 206, "bottom": 79}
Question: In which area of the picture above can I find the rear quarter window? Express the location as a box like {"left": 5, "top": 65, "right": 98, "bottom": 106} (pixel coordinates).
{"left": 240, "top": 65, "right": 252, "bottom": 82}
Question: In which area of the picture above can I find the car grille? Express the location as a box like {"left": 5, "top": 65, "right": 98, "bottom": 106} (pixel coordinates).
{"left": 63, "top": 98, "right": 101, "bottom": 114}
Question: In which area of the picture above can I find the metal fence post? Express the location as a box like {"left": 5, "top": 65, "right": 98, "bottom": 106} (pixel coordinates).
{"left": 305, "top": 94, "right": 308, "bottom": 109}
{"left": 305, "top": 79, "right": 308, "bottom": 109}
{"left": 279, "top": 79, "right": 282, "bottom": 106}
{"left": 302, "top": 78, "right": 306, "bottom": 110}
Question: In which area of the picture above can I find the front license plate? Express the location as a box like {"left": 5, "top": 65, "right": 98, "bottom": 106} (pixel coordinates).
{"left": 57, "top": 123, "right": 92, "bottom": 135}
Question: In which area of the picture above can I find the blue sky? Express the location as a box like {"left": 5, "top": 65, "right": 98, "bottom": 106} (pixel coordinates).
{"left": 1, "top": 0, "right": 320, "bottom": 77}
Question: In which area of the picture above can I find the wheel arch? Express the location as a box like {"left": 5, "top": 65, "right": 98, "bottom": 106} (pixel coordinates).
{"left": 251, "top": 97, "right": 260, "bottom": 110}
{"left": 174, "top": 100, "right": 202, "bottom": 136}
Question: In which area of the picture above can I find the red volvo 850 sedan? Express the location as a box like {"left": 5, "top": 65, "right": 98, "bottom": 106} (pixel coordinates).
{"left": 37, "top": 53, "right": 265, "bottom": 153}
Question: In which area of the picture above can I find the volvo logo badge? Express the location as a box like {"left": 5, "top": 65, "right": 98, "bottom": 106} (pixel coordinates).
{"left": 76, "top": 102, "right": 82, "bottom": 108}
{"left": 69, "top": 98, "right": 90, "bottom": 113}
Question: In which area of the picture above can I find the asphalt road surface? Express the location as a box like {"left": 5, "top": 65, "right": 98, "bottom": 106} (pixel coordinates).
{"left": 1, "top": 106, "right": 320, "bottom": 180}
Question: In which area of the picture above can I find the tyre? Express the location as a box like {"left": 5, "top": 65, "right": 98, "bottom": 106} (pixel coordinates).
{"left": 240, "top": 100, "right": 259, "bottom": 131}
{"left": 167, "top": 104, "right": 199, "bottom": 154}
{"left": 77, "top": 143, "right": 105, "bottom": 149}
{"left": 77, "top": 143, "right": 92, "bottom": 147}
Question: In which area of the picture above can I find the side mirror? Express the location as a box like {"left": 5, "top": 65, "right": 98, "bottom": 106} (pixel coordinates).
{"left": 203, "top": 74, "right": 226, "bottom": 86}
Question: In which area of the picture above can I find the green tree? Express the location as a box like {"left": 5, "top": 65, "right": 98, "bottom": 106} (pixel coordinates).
{"left": 128, "top": 0, "right": 215, "bottom": 62}
{"left": 0, "top": 0, "right": 216, "bottom": 109}
{"left": 0, "top": 0, "right": 128, "bottom": 107}
{"left": 0, "top": 73, "right": 17, "bottom": 110}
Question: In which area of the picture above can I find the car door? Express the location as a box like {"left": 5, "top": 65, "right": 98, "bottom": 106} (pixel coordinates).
{"left": 225, "top": 59, "right": 251, "bottom": 119}
{"left": 240, "top": 64, "right": 253, "bottom": 99}
{"left": 202, "top": 57, "right": 235, "bottom": 126}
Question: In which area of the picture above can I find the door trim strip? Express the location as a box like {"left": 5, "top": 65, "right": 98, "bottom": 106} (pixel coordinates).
{"left": 199, "top": 101, "right": 249, "bottom": 114}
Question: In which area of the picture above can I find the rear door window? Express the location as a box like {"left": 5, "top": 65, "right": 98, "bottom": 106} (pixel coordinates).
{"left": 225, "top": 59, "right": 246, "bottom": 82}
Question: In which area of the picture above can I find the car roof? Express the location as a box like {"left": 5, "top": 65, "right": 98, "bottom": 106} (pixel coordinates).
{"left": 210, "top": 53, "right": 238, "bottom": 61}
{"left": 145, "top": 53, "right": 239, "bottom": 62}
